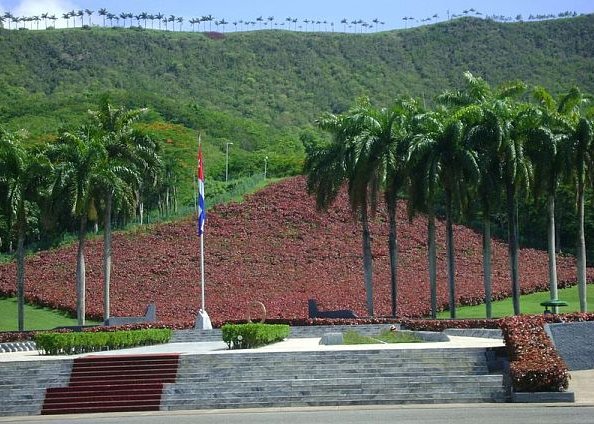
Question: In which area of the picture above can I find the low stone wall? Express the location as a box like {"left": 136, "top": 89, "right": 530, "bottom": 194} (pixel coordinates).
{"left": 0, "top": 341, "right": 36, "bottom": 353}
{"left": 545, "top": 321, "right": 594, "bottom": 370}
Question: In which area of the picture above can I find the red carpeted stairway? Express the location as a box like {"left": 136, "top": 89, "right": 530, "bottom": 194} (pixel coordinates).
{"left": 41, "top": 354, "right": 180, "bottom": 415}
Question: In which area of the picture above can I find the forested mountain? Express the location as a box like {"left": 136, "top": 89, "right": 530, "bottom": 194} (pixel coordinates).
{"left": 1, "top": 15, "right": 592, "bottom": 138}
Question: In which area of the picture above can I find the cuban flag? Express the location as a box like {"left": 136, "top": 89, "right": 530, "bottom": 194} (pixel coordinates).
{"left": 197, "top": 145, "right": 206, "bottom": 236}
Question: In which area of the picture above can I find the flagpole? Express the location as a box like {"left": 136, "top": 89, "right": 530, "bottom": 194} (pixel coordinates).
{"left": 200, "top": 229, "right": 205, "bottom": 312}
{"left": 196, "top": 133, "right": 212, "bottom": 330}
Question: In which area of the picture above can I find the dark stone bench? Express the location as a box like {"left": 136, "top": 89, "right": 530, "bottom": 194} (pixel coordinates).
{"left": 103, "top": 302, "right": 156, "bottom": 326}
{"left": 308, "top": 299, "right": 357, "bottom": 319}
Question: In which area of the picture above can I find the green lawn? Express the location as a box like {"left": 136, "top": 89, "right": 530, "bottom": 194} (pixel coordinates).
{"left": 0, "top": 297, "right": 101, "bottom": 331}
{"left": 437, "top": 284, "right": 594, "bottom": 319}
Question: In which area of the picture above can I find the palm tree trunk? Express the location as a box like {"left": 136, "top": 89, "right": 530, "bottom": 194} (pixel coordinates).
{"left": 577, "top": 180, "right": 587, "bottom": 312}
{"left": 387, "top": 198, "right": 398, "bottom": 318}
{"left": 360, "top": 205, "right": 374, "bottom": 317}
{"left": 506, "top": 186, "right": 521, "bottom": 315}
{"left": 445, "top": 189, "right": 456, "bottom": 319}
{"left": 16, "top": 201, "right": 26, "bottom": 331}
{"left": 482, "top": 215, "right": 493, "bottom": 318}
{"left": 547, "top": 193, "right": 559, "bottom": 311}
{"left": 76, "top": 214, "right": 87, "bottom": 326}
{"left": 428, "top": 206, "right": 437, "bottom": 319}
{"left": 103, "top": 191, "right": 113, "bottom": 322}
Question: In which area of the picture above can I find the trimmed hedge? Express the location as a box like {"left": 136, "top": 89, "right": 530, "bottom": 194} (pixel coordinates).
{"left": 500, "top": 315, "right": 569, "bottom": 392}
{"left": 222, "top": 323, "right": 290, "bottom": 349}
{"left": 35, "top": 328, "right": 172, "bottom": 355}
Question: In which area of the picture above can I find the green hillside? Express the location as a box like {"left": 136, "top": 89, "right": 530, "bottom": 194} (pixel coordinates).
{"left": 1, "top": 15, "right": 593, "bottom": 207}
{"left": 2, "top": 16, "right": 593, "bottom": 131}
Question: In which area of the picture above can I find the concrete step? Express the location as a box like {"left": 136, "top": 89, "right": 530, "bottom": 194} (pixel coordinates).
{"left": 164, "top": 391, "right": 506, "bottom": 410}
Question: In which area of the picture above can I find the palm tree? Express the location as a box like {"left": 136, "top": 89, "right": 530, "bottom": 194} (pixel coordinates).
{"left": 439, "top": 72, "right": 527, "bottom": 318}
{"left": 119, "top": 12, "right": 128, "bottom": 28}
{"left": 305, "top": 104, "right": 377, "bottom": 316}
{"left": 498, "top": 100, "right": 533, "bottom": 315}
{"left": 0, "top": 129, "right": 50, "bottom": 331}
{"left": 41, "top": 12, "right": 49, "bottom": 29}
{"left": 350, "top": 98, "right": 418, "bottom": 317}
{"left": 156, "top": 13, "right": 163, "bottom": 30}
{"left": 106, "top": 13, "right": 115, "bottom": 27}
{"left": 572, "top": 117, "right": 593, "bottom": 312}
{"left": 48, "top": 127, "right": 108, "bottom": 326}
{"left": 3, "top": 12, "right": 14, "bottom": 30}
{"left": 409, "top": 109, "right": 480, "bottom": 319}
{"left": 219, "top": 19, "right": 228, "bottom": 32}
{"left": 189, "top": 18, "right": 198, "bottom": 31}
{"left": 204, "top": 15, "right": 214, "bottom": 31}
{"left": 176, "top": 16, "right": 183, "bottom": 31}
{"left": 84, "top": 9, "right": 93, "bottom": 26}
{"left": 62, "top": 12, "right": 70, "bottom": 28}
{"left": 98, "top": 8, "right": 107, "bottom": 27}
{"left": 88, "top": 100, "right": 160, "bottom": 321}
{"left": 558, "top": 87, "right": 593, "bottom": 312}
{"left": 525, "top": 86, "right": 585, "bottom": 311}
{"left": 139, "top": 12, "right": 148, "bottom": 28}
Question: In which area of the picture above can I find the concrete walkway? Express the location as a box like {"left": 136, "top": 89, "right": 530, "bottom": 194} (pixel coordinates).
{"left": 0, "top": 335, "right": 504, "bottom": 361}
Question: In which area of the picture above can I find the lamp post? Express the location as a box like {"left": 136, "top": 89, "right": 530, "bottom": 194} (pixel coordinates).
{"left": 264, "top": 156, "right": 268, "bottom": 179}
{"left": 225, "top": 142, "right": 233, "bottom": 182}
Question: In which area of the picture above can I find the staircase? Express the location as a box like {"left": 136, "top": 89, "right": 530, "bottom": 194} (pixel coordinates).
{"left": 162, "top": 347, "right": 507, "bottom": 410}
{"left": 42, "top": 354, "right": 179, "bottom": 415}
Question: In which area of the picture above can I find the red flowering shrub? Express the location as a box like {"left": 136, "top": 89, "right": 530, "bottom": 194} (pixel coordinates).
{"left": 398, "top": 318, "right": 501, "bottom": 331}
{"left": 500, "top": 315, "right": 569, "bottom": 392}
{"left": 0, "top": 176, "right": 592, "bottom": 328}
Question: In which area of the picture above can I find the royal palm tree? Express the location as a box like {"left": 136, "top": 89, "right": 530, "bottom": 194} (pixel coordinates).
{"left": 3, "top": 12, "right": 14, "bottom": 30}
{"left": 409, "top": 109, "right": 480, "bottom": 319}
{"left": 88, "top": 100, "right": 160, "bottom": 321}
{"left": 0, "top": 129, "right": 50, "bottom": 331}
{"left": 84, "top": 9, "right": 93, "bottom": 26}
{"left": 62, "top": 12, "right": 70, "bottom": 28}
{"left": 167, "top": 15, "right": 175, "bottom": 31}
{"left": 119, "top": 12, "right": 128, "bottom": 28}
{"left": 498, "top": 99, "right": 533, "bottom": 315}
{"left": 525, "top": 86, "right": 586, "bottom": 311}
{"left": 98, "top": 8, "right": 107, "bottom": 27}
{"left": 48, "top": 127, "right": 107, "bottom": 326}
{"left": 439, "top": 71, "right": 526, "bottom": 318}
{"left": 305, "top": 104, "right": 377, "bottom": 316}
{"left": 561, "top": 89, "right": 593, "bottom": 312}
{"left": 350, "top": 98, "right": 418, "bottom": 317}
{"left": 155, "top": 13, "right": 163, "bottom": 30}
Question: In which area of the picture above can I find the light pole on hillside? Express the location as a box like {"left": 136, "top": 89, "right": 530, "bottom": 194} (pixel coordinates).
{"left": 225, "top": 142, "right": 233, "bottom": 182}
{"left": 264, "top": 156, "right": 268, "bottom": 179}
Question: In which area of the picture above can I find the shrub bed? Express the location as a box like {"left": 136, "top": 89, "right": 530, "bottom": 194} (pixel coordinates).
{"left": 34, "top": 328, "right": 172, "bottom": 355}
{"left": 500, "top": 313, "right": 594, "bottom": 392}
{"left": 398, "top": 318, "right": 501, "bottom": 332}
{"left": 500, "top": 315, "right": 569, "bottom": 392}
{"left": 221, "top": 323, "right": 289, "bottom": 349}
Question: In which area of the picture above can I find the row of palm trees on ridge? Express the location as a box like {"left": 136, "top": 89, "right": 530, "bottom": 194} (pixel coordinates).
{"left": 0, "top": 9, "right": 583, "bottom": 33}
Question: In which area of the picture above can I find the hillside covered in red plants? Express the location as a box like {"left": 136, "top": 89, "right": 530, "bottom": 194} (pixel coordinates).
{"left": 0, "top": 176, "right": 591, "bottom": 327}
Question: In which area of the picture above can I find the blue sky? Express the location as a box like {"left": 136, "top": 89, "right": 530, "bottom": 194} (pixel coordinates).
{"left": 1, "top": 0, "right": 592, "bottom": 30}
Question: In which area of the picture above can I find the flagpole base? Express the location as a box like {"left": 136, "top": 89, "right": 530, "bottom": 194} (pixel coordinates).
{"left": 195, "top": 309, "right": 213, "bottom": 330}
